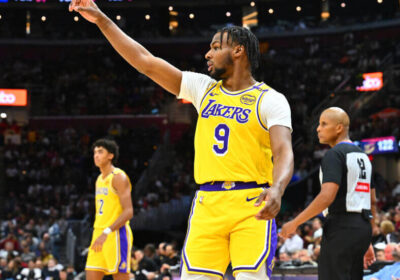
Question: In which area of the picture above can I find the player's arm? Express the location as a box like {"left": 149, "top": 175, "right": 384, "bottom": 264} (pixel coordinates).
{"left": 69, "top": 0, "right": 182, "bottom": 95}
{"left": 280, "top": 183, "right": 339, "bottom": 237}
{"left": 108, "top": 173, "right": 134, "bottom": 231}
{"left": 370, "top": 188, "right": 377, "bottom": 230}
{"left": 255, "top": 125, "right": 294, "bottom": 220}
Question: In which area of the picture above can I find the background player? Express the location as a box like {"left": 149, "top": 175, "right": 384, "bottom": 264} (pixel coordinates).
{"left": 86, "top": 139, "right": 133, "bottom": 280}
{"left": 281, "top": 107, "right": 374, "bottom": 280}
{"left": 69, "top": 1, "right": 294, "bottom": 279}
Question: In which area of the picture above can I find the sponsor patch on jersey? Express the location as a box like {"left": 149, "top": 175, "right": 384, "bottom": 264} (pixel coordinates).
{"left": 240, "top": 94, "right": 256, "bottom": 105}
{"left": 355, "top": 182, "right": 370, "bottom": 193}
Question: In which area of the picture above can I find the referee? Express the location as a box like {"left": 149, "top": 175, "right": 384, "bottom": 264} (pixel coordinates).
{"left": 281, "top": 107, "right": 374, "bottom": 279}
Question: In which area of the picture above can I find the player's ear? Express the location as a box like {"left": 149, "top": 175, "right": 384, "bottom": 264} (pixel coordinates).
{"left": 109, "top": 153, "right": 114, "bottom": 162}
{"left": 233, "top": 45, "right": 244, "bottom": 58}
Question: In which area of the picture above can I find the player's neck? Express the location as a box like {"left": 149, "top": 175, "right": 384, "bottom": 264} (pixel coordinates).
{"left": 222, "top": 70, "right": 256, "bottom": 92}
{"left": 100, "top": 164, "right": 114, "bottom": 179}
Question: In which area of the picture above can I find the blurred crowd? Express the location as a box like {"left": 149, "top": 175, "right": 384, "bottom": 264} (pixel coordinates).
{"left": 1, "top": 13, "right": 400, "bottom": 280}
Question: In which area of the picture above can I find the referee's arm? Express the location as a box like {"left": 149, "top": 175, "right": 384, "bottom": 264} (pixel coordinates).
{"left": 280, "top": 182, "right": 339, "bottom": 237}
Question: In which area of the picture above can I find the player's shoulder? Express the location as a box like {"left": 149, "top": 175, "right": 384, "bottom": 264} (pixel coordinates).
{"left": 261, "top": 84, "right": 288, "bottom": 101}
{"left": 183, "top": 71, "right": 217, "bottom": 87}
{"left": 112, "top": 168, "right": 130, "bottom": 182}
{"left": 258, "top": 83, "right": 290, "bottom": 113}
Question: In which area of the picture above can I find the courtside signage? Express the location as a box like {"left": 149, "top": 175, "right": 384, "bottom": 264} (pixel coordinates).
{"left": 0, "top": 89, "right": 28, "bottom": 106}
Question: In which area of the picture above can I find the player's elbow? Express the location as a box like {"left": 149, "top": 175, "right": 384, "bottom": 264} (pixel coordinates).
{"left": 137, "top": 54, "right": 156, "bottom": 76}
{"left": 126, "top": 207, "right": 134, "bottom": 219}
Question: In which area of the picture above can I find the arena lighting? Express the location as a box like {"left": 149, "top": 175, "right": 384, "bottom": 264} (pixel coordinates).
{"left": 189, "top": 13, "right": 195, "bottom": 19}
{"left": 74, "top": 16, "right": 79, "bottom": 21}
{"left": 377, "top": 0, "right": 383, "bottom": 3}
{"left": 116, "top": 15, "right": 121, "bottom": 20}
{"left": 226, "top": 11, "right": 231, "bottom": 17}
{"left": 41, "top": 16, "right": 46, "bottom": 22}
{"left": 0, "top": 15, "right": 2, "bottom": 20}
{"left": 296, "top": 6, "right": 302, "bottom": 12}
{"left": 0, "top": 113, "right": 7, "bottom": 119}
{"left": 145, "top": 14, "right": 150, "bottom": 20}
{"left": 168, "top": 6, "right": 173, "bottom": 11}
{"left": 250, "top": 1, "right": 255, "bottom": 6}
{"left": 341, "top": 2, "right": 346, "bottom": 7}
{"left": 268, "top": 8, "right": 274, "bottom": 14}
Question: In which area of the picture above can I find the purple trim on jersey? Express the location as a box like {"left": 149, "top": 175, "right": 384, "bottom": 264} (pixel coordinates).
{"left": 256, "top": 89, "right": 269, "bottom": 131}
{"left": 199, "top": 83, "right": 218, "bottom": 108}
{"left": 181, "top": 192, "right": 225, "bottom": 278}
{"left": 118, "top": 226, "right": 128, "bottom": 273}
{"left": 220, "top": 82, "right": 265, "bottom": 96}
{"left": 232, "top": 219, "right": 277, "bottom": 278}
{"left": 199, "top": 181, "right": 269, "bottom": 192}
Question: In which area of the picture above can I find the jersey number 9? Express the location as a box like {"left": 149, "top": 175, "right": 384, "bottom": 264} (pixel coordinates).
{"left": 213, "top": 124, "right": 230, "bottom": 156}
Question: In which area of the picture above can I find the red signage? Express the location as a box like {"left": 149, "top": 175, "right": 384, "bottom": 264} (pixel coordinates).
{"left": 0, "top": 89, "right": 28, "bottom": 106}
{"left": 356, "top": 72, "right": 383, "bottom": 92}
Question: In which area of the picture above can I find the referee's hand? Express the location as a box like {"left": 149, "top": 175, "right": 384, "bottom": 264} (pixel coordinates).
{"left": 254, "top": 187, "right": 282, "bottom": 220}
{"left": 280, "top": 221, "right": 297, "bottom": 238}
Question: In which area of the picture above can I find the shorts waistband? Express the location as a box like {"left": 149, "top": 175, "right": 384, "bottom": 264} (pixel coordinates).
{"left": 199, "top": 181, "right": 270, "bottom": 191}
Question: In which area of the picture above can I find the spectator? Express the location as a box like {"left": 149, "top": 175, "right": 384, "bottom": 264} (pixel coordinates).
{"left": 380, "top": 220, "right": 399, "bottom": 244}
{"left": 1, "top": 259, "right": 21, "bottom": 280}
{"left": 154, "top": 242, "right": 167, "bottom": 269}
{"left": 143, "top": 244, "right": 156, "bottom": 261}
{"left": 19, "top": 259, "right": 42, "bottom": 280}
{"left": 48, "top": 219, "right": 61, "bottom": 261}
{"left": 279, "top": 230, "right": 304, "bottom": 255}
{"left": 133, "top": 249, "right": 158, "bottom": 280}
{"left": 20, "top": 241, "right": 36, "bottom": 264}
{"left": 375, "top": 250, "right": 386, "bottom": 262}
{"left": 42, "top": 258, "right": 62, "bottom": 280}
{"left": 363, "top": 243, "right": 400, "bottom": 280}
{"left": 0, "top": 241, "right": 18, "bottom": 260}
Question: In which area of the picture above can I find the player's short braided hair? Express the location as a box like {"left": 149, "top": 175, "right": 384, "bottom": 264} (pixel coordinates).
{"left": 217, "top": 26, "right": 260, "bottom": 74}
{"left": 92, "top": 138, "right": 119, "bottom": 165}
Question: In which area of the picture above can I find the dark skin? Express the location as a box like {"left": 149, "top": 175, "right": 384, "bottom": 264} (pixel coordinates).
{"left": 70, "top": 0, "right": 294, "bottom": 221}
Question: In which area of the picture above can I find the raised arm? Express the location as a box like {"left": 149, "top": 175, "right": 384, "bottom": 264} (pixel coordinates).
{"left": 69, "top": 0, "right": 182, "bottom": 95}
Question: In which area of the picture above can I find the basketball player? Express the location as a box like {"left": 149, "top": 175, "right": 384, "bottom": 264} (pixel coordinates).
{"left": 86, "top": 139, "right": 134, "bottom": 280}
{"left": 69, "top": 1, "right": 294, "bottom": 279}
{"left": 281, "top": 107, "right": 374, "bottom": 280}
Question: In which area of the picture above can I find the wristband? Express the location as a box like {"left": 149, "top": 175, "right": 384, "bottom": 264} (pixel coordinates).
{"left": 103, "top": 227, "right": 112, "bottom": 235}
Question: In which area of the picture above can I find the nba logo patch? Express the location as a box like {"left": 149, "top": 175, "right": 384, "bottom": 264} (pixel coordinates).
{"left": 222, "top": 181, "right": 236, "bottom": 190}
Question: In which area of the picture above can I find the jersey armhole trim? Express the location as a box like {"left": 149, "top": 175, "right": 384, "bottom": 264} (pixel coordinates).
{"left": 256, "top": 89, "right": 269, "bottom": 131}
{"left": 199, "top": 82, "right": 218, "bottom": 109}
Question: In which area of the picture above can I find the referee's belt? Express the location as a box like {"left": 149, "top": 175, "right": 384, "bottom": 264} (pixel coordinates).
{"left": 329, "top": 209, "right": 372, "bottom": 220}
{"left": 199, "top": 181, "right": 270, "bottom": 191}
